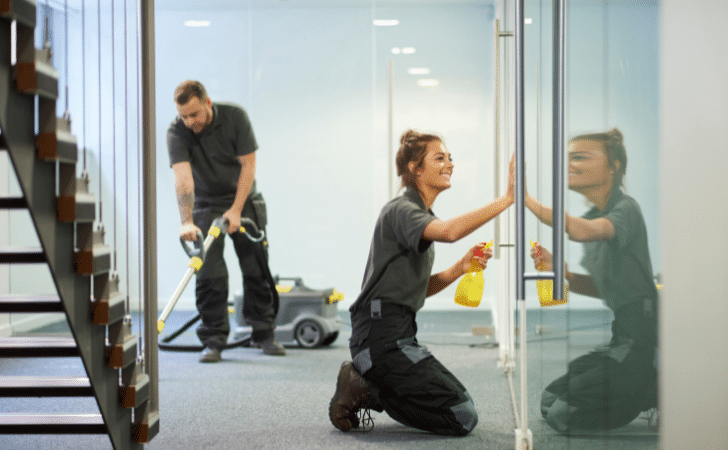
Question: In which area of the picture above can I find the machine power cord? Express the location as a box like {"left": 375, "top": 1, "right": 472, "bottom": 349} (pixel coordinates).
{"left": 158, "top": 302, "right": 252, "bottom": 352}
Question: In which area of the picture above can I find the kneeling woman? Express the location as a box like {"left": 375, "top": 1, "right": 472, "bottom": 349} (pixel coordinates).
{"left": 329, "top": 129, "right": 514, "bottom": 436}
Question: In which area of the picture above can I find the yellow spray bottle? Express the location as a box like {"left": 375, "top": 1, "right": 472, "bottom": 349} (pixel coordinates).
{"left": 454, "top": 241, "right": 493, "bottom": 308}
{"left": 531, "top": 240, "right": 568, "bottom": 307}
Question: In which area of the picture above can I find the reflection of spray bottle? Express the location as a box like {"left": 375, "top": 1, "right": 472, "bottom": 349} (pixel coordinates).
{"left": 531, "top": 240, "right": 568, "bottom": 307}
{"left": 454, "top": 241, "right": 493, "bottom": 308}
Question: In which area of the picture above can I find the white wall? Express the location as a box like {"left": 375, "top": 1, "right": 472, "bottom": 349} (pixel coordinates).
{"left": 659, "top": 1, "right": 728, "bottom": 448}
{"left": 153, "top": 4, "right": 497, "bottom": 311}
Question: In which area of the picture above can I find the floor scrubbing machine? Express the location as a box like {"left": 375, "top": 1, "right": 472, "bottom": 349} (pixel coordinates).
{"left": 233, "top": 276, "right": 344, "bottom": 348}
{"left": 158, "top": 216, "right": 343, "bottom": 351}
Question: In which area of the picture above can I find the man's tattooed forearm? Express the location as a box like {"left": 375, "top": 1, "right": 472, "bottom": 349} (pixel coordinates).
{"left": 178, "top": 192, "right": 194, "bottom": 223}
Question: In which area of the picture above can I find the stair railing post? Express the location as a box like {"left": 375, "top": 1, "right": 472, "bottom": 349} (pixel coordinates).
{"left": 140, "top": 0, "right": 160, "bottom": 439}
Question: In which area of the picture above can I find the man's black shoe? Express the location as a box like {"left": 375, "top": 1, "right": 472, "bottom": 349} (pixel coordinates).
{"left": 199, "top": 346, "right": 222, "bottom": 363}
{"left": 253, "top": 337, "right": 287, "bottom": 356}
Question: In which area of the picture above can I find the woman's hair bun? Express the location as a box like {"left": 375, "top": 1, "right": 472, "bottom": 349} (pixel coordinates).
{"left": 400, "top": 129, "right": 420, "bottom": 146}
{"left": 607, "top": 128, "right": 623, "bottom": 145}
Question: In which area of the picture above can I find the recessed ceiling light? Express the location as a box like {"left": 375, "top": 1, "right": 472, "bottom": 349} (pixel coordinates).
{"left": 408, "top": 67, "right": 431, "bottom": 75}
{"left": 184, "top": 20, "right": 210, "bottom": 27}
{"left": 374, "top": 19, "right": 399, "bottom": 26}
{"left": 525, "top": 18, "right": 533, "bottom": 24}
{"left": 391, "top": 48, "right": 401, "bottom": 54}
{"left": 417, "top": 79, "right": 440, "bottom": 88}
{"left": 402, "top": 47, "right": 416, "bottom": 54}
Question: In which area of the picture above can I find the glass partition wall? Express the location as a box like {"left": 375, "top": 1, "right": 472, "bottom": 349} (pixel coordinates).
{"left": 510, "top": 0, "right": 661, "bottom": 447}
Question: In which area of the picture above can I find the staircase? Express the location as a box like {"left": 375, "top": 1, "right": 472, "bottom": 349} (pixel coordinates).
{"left": 0, "top": 1, "right": 158, "bottom": 448}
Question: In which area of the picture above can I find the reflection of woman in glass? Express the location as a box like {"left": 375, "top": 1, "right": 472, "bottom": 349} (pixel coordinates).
{"left": 328, "top": 130, "right": 514, "bottom": 435}
{"left": 528, "top": 128, "right": 658, "bottom": 432}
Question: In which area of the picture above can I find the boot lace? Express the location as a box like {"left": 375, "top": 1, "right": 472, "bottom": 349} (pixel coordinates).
{"left": 357, "top": 407, "right": 374, "bottom": 432}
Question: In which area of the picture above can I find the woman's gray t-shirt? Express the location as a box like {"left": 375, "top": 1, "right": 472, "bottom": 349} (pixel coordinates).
{"left": 350, "top": 188, "right": 437, "bottom": 316}
{"left": 580, "top": 188, "right": 658, "bottom": 312}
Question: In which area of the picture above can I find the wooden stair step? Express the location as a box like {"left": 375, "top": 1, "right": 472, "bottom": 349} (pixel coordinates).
{"left": 0, "top": 246, "right": 45, "bottom": 264}
{"left": 0, "top": 294, "right": 62, "bottom": 313}
{"left": 121, "top": 373, "right": 150, "bottom": 408}
{"left": 0, "top": 0, "right": 36, "bottom": 28}
{"left": 0, "top": 197, "right": 28, "bottom": 209}
{"left": 14, "top": 47, "right": 58, "bottom": 100}
{"left": 106, "top": 338, "right": 138, "bottom": 370}
{"left": 37, "top": 117, "right": 79, "bottom": 163}
{"left": 75, "top": 245, "right": 111, "bottom": 276}
{"left": 132, "top": 411, "right": 160, "bottom": 444}
{"left": 0, "top": 336, "right": 78, "bottom": 357}
{"left": 0, "top": 413, "right": 106, "bottom": 434}
{"left": 0, "top": 376, "right": 92, "bottom": 397}
{"left": 91, "top": 291, "right": 126, "bottom": 325}
{"left": 58, "top": 192, "right": 95, "bottom": 223}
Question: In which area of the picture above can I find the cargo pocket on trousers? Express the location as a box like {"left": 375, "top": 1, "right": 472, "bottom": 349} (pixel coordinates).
{"left": 250, "top": 193, "right": 268, "bottom": 230}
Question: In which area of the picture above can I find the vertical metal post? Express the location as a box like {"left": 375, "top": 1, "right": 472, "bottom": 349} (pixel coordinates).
{"left": 494, "top": 19, "right": 502, "bottom": 259}
{"left": 553, "top": 0, "right": 566, "bottom": 301}
{"left": 493, "top": 19, "right": 512, "bottom": 260}
{"left": 388, "top": 59, "right": 393, "bottom": 199}
{"left": 511, "top": 0, "right": 566, "bottom": 446}
{"left": 141, "top": 0, "right": 158, "bottom": 419}
{"left": 513, "top": 0, "right": 529, "bottom": 442}
{"left": 514, "top": 0, "right": 525, "bottom": 304}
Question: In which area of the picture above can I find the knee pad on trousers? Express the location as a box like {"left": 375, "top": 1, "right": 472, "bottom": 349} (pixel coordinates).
{"left": 544, "top": 399, "right": 575, "bottom": 434}
{"left": 450, "top": 399, "right": 478, "bottom": 436}
{"left": 541, "top": 390, "right": 558, "bottom": 418}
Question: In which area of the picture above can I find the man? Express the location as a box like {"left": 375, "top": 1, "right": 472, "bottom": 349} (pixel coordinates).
{"left": 167, "top": 80, "right": 285, "bottom": 362}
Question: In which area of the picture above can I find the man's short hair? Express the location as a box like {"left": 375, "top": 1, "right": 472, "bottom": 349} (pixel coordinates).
{"left": 174, "top": 80, "right": 208, "bottom": 105}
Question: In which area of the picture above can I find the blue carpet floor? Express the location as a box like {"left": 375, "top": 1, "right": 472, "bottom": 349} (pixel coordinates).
{"left": 0, "top": 309, "right": 658, "bottom": 450}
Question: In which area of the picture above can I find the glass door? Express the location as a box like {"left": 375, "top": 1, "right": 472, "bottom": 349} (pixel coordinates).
{"left": 499, "top": 0, "right": 661, "bottom": 446}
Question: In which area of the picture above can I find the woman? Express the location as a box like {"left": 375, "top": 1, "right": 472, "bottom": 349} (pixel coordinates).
{"left": 328, "top": 129, "right": 514, "bottom": 436}
{"left": 528, "top": 128, "right": 658, "bottom": 433}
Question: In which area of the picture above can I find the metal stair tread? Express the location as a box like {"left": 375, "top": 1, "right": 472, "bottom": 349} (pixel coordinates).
{"left": 0, "top": 376, "right": 93, "bottom": 397}
{"left": 0, "top": 294, "right": 62, "bottom": 312}
{"left": 0, "top": 336, "right": 78, "bottom": 357}
{"left": 0, "top": 413, "right": 103, "bottom": 424}
{"left": 0, "top": 246, "right": 45, "bottom": 263}
{"left": 0, "top": 413, "right": 107, "bottom": 433}
{"left": 0, "top": 197, "right": 27, "bottom": 209}
{"left": 0, "top": 245, "right": 44, "bottom": 252}
{"left": 0, "top": 336, "right": 76, "bottom": 347}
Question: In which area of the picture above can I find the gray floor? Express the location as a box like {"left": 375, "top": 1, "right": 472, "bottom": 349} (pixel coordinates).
{"left": 0, "top": 309, "right": 658, "bottom": 450}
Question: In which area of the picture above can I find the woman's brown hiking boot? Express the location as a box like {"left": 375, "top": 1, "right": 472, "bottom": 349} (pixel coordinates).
{"left": 329, "top": 361, "right": 373, "bottom": 432}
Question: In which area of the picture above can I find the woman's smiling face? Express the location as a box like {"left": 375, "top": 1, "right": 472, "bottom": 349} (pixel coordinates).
{"left": 415, "top": 140, "right": 454, "bottom": 193}
{"left": 568, "top": 139, "right": 613, "bottom": 192}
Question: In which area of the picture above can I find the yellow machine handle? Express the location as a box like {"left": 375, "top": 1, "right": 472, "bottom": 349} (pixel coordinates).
{"left": 328, "top": 289, "right": 345, "bottom": 304}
